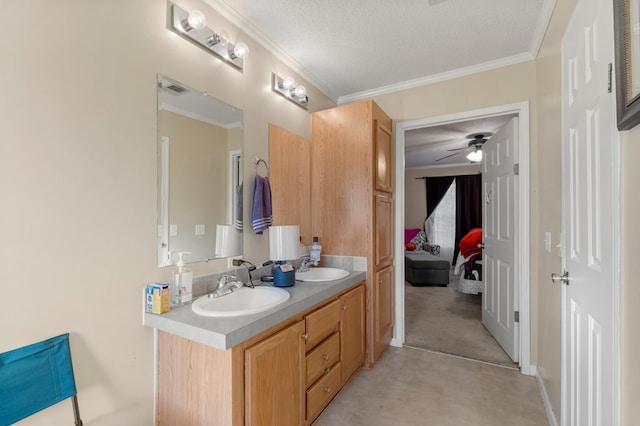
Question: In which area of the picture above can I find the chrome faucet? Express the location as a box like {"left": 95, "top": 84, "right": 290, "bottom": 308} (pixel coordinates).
{"left": 297, "top": 256, "right": 318, "bottom": 272}
{"left": 209, "top": 273, "right": 243, "bottom": 298}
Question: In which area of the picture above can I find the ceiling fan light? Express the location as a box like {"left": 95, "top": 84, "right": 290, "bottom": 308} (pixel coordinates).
{"left": 467, "top": 149, "right": 482, "bottom": 162}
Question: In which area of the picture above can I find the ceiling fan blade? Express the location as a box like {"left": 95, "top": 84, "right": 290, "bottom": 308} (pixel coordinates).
{"left": 446, "top": 146, "right": 468, "bottom": 152}
{"left": 436, "top": 149, "right": 469, "bottom": 162}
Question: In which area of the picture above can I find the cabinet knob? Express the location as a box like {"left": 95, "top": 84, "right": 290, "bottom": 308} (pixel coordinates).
{"left": 341, "top": 305, "right": 347, "bottom": 311}
{"left": 323, "top": 354, "right": 330, "bottom": 361}
{"left": 324, "top": 367, "right": 331, "bottom": 375}
{"left": 324, "top": 387, "right": 331, "bottom": 393}
{"left": 302, "top": 333, "right": 309, "bottom": 340}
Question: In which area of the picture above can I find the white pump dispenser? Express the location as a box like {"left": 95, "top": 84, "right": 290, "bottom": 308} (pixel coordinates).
{"left": 173, "top": 251, "right": 193, "bottom": 304}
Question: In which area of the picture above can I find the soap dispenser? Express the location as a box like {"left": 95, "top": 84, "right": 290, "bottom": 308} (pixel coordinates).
{"left": 173, "top": 251, "right": 193, "bottom": 304}
{"left": 310, "top": 236, "right": 322, "bottom": 265}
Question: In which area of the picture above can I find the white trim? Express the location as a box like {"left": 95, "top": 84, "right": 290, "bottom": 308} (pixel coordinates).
{"left": 339, "top": 53, "right": 534, "bottom": 105}
{"left": 529, "top": 0, "right": 558, "bottom": 58}
{"left": 393, "top": 102, "right": 532, "bottom": 375}
{"left": 159, "top": 136, "right": 171, "bottom": 267}
{"left": 537, "top": 370, "right": 560, "bottom": 426}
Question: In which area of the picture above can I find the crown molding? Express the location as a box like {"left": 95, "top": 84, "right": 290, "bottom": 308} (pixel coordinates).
{"left": 528, "top": 0, "right": 557, "bottom": 58}
{"left": 337, "top": 51, "right": 535, "bottom": 105}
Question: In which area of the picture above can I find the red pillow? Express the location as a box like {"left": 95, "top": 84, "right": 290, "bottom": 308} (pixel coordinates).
{"left": 404, "top": 228, "right": 421, "bottom": 245}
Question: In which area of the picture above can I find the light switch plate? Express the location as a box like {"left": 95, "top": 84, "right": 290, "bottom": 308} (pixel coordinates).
{"left": 195, "top": 224, "right": 205, "bottom": 236}
{"left": 170, "top": 224, "right": 178, "bottom": 236}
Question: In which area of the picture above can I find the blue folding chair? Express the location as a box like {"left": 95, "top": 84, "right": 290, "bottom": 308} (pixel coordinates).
{"left": 0, "top": 333, "right": 82, "bottom": 425}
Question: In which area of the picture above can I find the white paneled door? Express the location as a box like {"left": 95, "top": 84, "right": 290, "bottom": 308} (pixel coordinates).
{"left": 561, "top": 0, "right": 618, "bottom": 424}
{"left": 482, "top": 117, "right": 519, "bottom": 362}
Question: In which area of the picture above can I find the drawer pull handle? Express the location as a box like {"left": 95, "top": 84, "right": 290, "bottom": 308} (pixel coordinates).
{"left": 323, "top": 354, "right": 330, "bottom": 361}
{"left": 324, "top": 367, "right": 331, "bottom": 375}
{"left": 324, "top": 387, "right": 331, "bottom": 393}
{"left": 302, "top": 333, "right": 309, "bottom": 340}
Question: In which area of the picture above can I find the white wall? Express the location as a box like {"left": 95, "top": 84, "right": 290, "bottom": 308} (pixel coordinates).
{"left": 0, "top": 1, "right": 333, "bottom": 424}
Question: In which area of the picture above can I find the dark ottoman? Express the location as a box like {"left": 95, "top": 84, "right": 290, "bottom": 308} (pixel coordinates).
{"left": 405, "top": 252, "right": 450, "bottom": 286}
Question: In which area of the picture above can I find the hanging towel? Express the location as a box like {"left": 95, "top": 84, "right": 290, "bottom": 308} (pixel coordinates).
{"left": 251, "top": 175, "right": 272, "bottom": 234}
{"left": 235, "top": 182, "right": 243, "bottom": 232}
{"left": 0, "top": 333, "right": 78, "bottom": 424}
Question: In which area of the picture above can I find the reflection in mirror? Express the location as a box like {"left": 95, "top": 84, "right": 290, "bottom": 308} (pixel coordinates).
{"left": 157, "top": 74, "right": 243, "bottom": 266}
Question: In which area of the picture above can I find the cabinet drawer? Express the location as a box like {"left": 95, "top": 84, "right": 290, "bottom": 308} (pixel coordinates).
{"left": 305, "top": 299, "right": 341, "bottom": 349}
{"left": 306, "top": 361, "right": 342, "bottom": 423}
{"left": 306, "top": 332, "right": 340, "bottom": 387}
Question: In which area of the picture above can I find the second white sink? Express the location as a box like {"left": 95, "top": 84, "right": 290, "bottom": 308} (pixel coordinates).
{"left": 192, "top": 286, "right": 290, "bottom": 317}
{"left": 295, "top": 267, "right": 350, "bottom": 282}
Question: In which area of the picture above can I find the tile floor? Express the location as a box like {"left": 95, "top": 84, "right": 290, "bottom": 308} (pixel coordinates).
{"left": 313, "top": 346, "right": 549, "bottom": 426}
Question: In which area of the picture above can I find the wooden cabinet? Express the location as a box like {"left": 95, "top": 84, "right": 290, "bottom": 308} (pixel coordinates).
{"left": 311, "top": 100, "right": 394, "bottom": 366}
{"left": 155, "top": 283, "right": 365, "bottom": 426}
{"left": 245, "top": 320, "right": 305, "bottom": 426}
{"left": 339, "top": 284, "right": 365, "bottom": 382}
{"left": 268, "top": 124, "right": 312, "bottom": 244}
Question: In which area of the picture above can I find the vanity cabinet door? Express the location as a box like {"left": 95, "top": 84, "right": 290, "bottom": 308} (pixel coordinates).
{"left": 340, "top": 284, "right": 365, "bottom": 383}
{"left": 374, "top": 265, "right": 394, "bottom": 361}
{"left": 375, "top": 120, "right": 393, "bottom": 193}
{"left": 245, "top": 320, "right": 305, "bottom": 426}
{"left": 374, "top": 192, "right": 393, "bottom": 268}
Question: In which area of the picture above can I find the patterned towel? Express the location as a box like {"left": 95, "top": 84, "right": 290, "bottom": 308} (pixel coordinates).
{"left": 251, "top": 175, "right": 272, "bottom": 234}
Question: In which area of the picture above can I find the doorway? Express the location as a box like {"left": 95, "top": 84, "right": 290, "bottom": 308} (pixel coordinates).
{"left": 392, "top": 102, "right": 533, "bottom": 375}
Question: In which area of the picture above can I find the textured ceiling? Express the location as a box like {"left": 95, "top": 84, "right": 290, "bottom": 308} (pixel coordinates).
{"left": 210, "top": 0, "right": 553, "bottom": 102}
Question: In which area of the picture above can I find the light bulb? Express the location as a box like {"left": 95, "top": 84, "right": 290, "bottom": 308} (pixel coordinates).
{"left": 282, "top": 77, "right": 295, "bottom": 90}
{"left": 232, "top": 42, "right": 249, "bottom": 59}
{"left": 294, "top": 85, "right": 307, "bottom": 99}
{"left": 186, "top": 10, "right": 206, "bottom": 31}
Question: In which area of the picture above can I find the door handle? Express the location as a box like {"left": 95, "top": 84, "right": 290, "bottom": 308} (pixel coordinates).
{"left": 551, "top": 271, "right": 570, "bottom": 285}
{"left": 478, "top": 242, "right": 485, "bottom": 249}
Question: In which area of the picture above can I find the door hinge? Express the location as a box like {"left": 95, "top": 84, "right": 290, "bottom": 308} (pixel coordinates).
{"left": 513, "top": 164, "right": 519, "bottom": 175}
{"left": 514, "top": 311, "right": 520, "bottom": 323}
{"left": 608, "top": 63, "right": 613, "bottom": 93}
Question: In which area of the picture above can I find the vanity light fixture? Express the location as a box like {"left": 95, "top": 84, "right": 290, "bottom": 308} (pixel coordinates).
{"left": 271, "top": 73, "right": 309, "bottom": 109}
{"left": 170, "top": 3, "right": 249, "bottom": 71}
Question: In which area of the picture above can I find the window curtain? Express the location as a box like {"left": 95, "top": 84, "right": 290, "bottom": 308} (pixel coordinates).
{"left": 424, "top": 177, "right": 455, "bottom": 260}
{"left": 424, "top": 174, "right": 482, "bottom": 263}
{"left": 453, "top": 174, "right": 482, "bottom": 262}
{"left": 425, "top": 176, "right": 454, "bottom": 217}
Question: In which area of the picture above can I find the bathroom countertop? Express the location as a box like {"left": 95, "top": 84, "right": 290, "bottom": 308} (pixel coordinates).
{"left": 143, "top": 270, "right": 366, "bottom": 350}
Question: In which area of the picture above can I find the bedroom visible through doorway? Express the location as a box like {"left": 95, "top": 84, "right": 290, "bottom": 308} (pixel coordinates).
{"left": 393, "top": 102, "right": 531, "bottom": 374}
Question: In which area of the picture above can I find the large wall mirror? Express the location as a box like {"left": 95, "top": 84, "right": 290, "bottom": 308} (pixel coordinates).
{"left": 157, "top": 74, "right": 243, "bottom": 266}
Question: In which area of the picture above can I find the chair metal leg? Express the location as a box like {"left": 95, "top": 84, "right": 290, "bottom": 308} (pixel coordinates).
{"left": 72, "top": 395, "right": 83, "bottom": 425}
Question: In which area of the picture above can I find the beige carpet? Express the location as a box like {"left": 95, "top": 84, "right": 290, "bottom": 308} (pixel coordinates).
{"left": 404, "top": 277, "right": 517, "bottom": 368}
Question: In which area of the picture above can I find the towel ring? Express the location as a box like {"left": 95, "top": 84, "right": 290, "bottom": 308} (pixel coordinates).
{"left": 254, "top": 157, "right": 269, "bottom": 177}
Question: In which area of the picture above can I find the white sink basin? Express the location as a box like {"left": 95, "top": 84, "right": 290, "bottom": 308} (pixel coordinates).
{"left": 192, "top": 286, "right": 290, "bottom": 317}
{"left": 295, "top": 267, "right": 350, "bottom": 282}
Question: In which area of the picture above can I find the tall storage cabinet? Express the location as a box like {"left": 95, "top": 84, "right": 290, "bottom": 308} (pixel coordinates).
{"left": 311, "top": 100, "right": 394, "bottom": 366}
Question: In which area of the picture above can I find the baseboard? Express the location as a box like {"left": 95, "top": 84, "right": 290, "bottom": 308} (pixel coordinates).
{"left": 390, "top": 337, "right": 403, "bottom": 347}
{"left": 536, "top": 370, "right": 559, "bottom": 426}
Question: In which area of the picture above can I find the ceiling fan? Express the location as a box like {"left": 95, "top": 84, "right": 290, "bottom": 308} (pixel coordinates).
{"left": 436, "top": 133, "right": 491, "bottom": 163}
